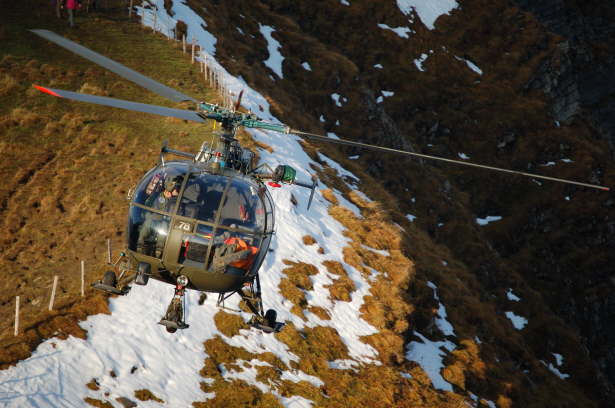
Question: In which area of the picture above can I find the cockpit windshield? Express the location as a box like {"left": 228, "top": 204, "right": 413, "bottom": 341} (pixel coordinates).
{"left": 129, "top": 163, "right": 273, "bottom": 270}
{"left": 177, "top": 173, "right": 265, "bottom": 231}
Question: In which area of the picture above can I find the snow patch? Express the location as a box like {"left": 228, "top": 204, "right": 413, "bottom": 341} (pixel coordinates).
{"left": 406, "top": 332, "right": 455, "bottom": 391}
{"left": 541, "top": 361, "right": 570, "bottom": 380}
{"left": 377, "top": 23, "right": 413, "bottom": 38}
{"left": 328, "top": 359, "right": 359, "bottom": 370}
{"left": 476, "top": 215, "right": 502, "bottom": 226}
{"left": 260, "top": 24, "right": 284, "bottom": 78}
{"left": 427, "top": 281, "right": 456, "bottom": 337}
{"left": 414, "top": 53, "right": 429, "bottom": 71}
{"left": 331, "top": 93, "right": 347, "bottom": 107}
{"left": 316, "top": 152, "right": 360, "bottom": 185}
{"left": 455, "top": 56, "right": 483, "bottom": 75}
{"left": 396, "top": 0, "right": 459, "bottom": 30}
{"left": 505, "top": 311, "right": 528, "bottom": 330}
{"left": 506, "top": 289, "right": 521, "bottom": 302}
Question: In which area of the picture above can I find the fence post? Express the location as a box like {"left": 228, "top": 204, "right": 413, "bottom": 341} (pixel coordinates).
{"left": 191, "top": 37, "right": 195, "bottom": 64}
{"left": 49, "top": 275, "right": 58, "bottom": 311}
{"left": 182, "top": 35, "right": 186, "bottom": 53}
{"left": 81, "top": 260, "right": 85, "bottom": 297}
{"left": 14, "top": 296, "right": 19, "bottom": 336}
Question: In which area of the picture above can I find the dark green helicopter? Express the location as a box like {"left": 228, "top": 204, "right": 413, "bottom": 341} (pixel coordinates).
{"left": 30, "top": 30, "right": 609, "bottom": 334}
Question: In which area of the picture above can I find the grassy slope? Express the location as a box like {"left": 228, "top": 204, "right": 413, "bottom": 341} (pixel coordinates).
{"left": 0, "top": 0, "right": 217, "bottom": 366}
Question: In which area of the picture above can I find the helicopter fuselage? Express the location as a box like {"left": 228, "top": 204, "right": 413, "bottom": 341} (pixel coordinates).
{"left": 124, "top": 160, "right": 275, "bottom": 294}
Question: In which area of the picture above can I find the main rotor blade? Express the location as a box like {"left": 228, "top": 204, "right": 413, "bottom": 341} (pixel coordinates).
{"left": 34, "top": 85, "right": 206, "bottom": 123}
{"left": 291, "top": 129, "right": 610, "bottom": 191}
{"left": 30, "top": 29, "right": 197, "bottom": 103}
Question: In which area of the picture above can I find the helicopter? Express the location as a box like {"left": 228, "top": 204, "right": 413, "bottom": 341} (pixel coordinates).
{"left": 29, "top": 29, "right": 610, "bottom": 334}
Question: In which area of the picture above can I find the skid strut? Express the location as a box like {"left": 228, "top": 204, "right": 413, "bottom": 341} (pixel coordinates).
{"left": 159, "top": 277, "right": 190, "bottom": 333}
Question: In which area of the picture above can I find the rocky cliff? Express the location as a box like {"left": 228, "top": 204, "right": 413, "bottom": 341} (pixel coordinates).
{"left": 181, "top": 0, "right": 615, "bottom": 404}
{"left": 514, "top": 0, "right": 615, "bottom": 396}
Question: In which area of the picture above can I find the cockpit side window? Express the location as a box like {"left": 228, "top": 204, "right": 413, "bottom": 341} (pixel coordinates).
{"left": 127, "top": 206, "right": 171, "bottom": 259}
{"left": 134, "top": 163, "right": 187, "bottom": 213}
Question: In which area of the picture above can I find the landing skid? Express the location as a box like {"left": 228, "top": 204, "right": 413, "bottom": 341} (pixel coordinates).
{"left": 248, "top": 319, "right": 284, "bottom": 333}
{"left": 91, "top": 281, "right": 131, "bottom": 296}
{"left": 161, "top": 277, "right": 189, "bottom": 334}
{"left": 158, "top": 319, "right": 189, "bottom": 330}
{"left": 216, "top": 276, "right": 284, "bottom": 334}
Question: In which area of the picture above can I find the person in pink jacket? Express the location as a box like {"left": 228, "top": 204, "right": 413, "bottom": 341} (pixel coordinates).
{"left": 65, "top": 0, "right": 77, "bottom": 27}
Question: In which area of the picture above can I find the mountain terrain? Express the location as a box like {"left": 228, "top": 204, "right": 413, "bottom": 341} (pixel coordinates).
{"left": 1, "top": 0, "right": 614, "bottom": 407}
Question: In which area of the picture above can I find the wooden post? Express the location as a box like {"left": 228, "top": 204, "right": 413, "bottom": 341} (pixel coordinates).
{"left": 81, "top": 260, "right": 85, "bottom": 297}
{"left": 153, "top": 12, "right": 157, "bottom": 31}
{"left": 14, "top": 296, "right": 19, "bottom": 336}
{"left": 107, "top": 238, "right": 112, "bottom": 264}
{"left": 49, "top": 275, "right": 58, "bottom": 311}
{"left": 182, "top": 35, "right": 186, "bottom": 53}
{"left": 191, "top": 37, "right": 195, "bottom": 64}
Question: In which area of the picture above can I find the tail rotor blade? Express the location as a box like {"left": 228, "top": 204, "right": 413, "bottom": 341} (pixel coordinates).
{"left": 290, "top": 129, "right": 610, "bottom": 191}
{"left": 30, "top": 29, "right": 197, "bottom": 104}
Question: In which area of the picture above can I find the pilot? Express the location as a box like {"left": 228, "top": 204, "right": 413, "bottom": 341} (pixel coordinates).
{"left": 155, "top": 177, "right": 182, "bottom": 212}
{"left": 219, "top": 184, "right": 256, "bottom": 227}
{"left": 210, "top": 235, "right": 258, "bottom": 276}
{"left": 137, "top": 176, "right": 182, "bottom": 256}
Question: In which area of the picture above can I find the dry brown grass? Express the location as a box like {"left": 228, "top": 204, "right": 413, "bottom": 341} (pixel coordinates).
{"left": 441, "top": 339, "right": 486, "bottom": 390}
{"left": 0, "top": 5, "right": 218, "bottom": 368}
{"left": 214, "top": 310, "right": 245, "bottom": 338}
{"left": 0, "top": 73, "right": 18, "bottom": 96}
{"left": 84, "top": 397, "right": 114, "bottom": 408}
{"left": 0, "top": 294, "right": 110, "bottom": 369}
{"left": 307, "top": 305, "right": 331, "bottom": 320}
{"left": 134, "top": 389, "right": 164, "bottom": 403}
{"left": 86, "top": 378, "right": 100, "bottom": 391}
{"left": 277, "top": 260, "right": 318, "bottom": 319}
{"left": 301, "top": 235, "right": 316, "bottom": 245}
{"left": 320, "top": 188, "right": 338, "bottom": 205}
{"left": 322, "top": 260, "right": 355, "bottom": 302}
